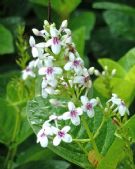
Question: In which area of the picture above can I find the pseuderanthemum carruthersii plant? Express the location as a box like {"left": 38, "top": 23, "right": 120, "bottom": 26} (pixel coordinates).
{"left": 23, "top": 20, "right": 130, "bottom": 168}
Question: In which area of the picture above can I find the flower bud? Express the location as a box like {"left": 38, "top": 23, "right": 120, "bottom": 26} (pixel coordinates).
{"left": 111, "top": 69, "right": 116, "bottom": 76}
{"left": 44, "top": 20, "right": 49, "bottom": 26}
{"left": 32, "top": 28, "right": 39, "bottom": 36}
{"left": 88, "top": 67, "right": 95, "bottom": 75}
{"left": 94, "top": 69, "right": 100, "bottom": 76}
{"left": 61, "top": 20, "right": 68, "bottom": 28}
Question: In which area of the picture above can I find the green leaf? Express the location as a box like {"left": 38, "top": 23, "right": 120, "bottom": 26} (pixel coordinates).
{"left": 16, "top": 145, "right": 54, "bottom": 166}
{"left": 69, "top": 11, "right": 95, "bottom": 40}
{"left": 30, "top": 0, "right": 81, "bottom": 17}
{"left": 16, "top": 160, "right": 70, "bottom": 169}
{"left": 72, "top": 27, "right": 85, "bottom": 56}
{"left": 98, "top": 58, "right": 126, "bottom": 78}
{"left": 103, "top": 10, "right": 135, "bottom": 41}
{"left": 111, "top": 78, "right": 135, "bottom": 105}
{"left": 93, "top": 2, "right": 135, "bottom": 13}
{"left": 119, "top": 48, "right": 135, "bottom": 71}
{"left": 27, "top": 96, "right": 120, "bottom": 168}
{"left": 0, "top": 98, "right": 17, "bottom": 145}
{"left": 27, "top": 97, "right": 92, "bottom": 169}
{"left": 125, "top": 65, "right": 135, "bottom": 85}
{"left": 97, "top": 114, "right": 135, "bottom": 169}
{"left": 0, "top": 24, "right": 14, "bottom": 55}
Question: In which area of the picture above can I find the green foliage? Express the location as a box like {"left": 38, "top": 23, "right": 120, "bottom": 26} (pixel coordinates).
{"left": 0, "top": 24, "right": 14, "bottom": 55}
{"left": 30, "top": 0, "right": 81, "bottom": 18}
{"left": 69, "top": 11, "right": 95, "bottom": 40}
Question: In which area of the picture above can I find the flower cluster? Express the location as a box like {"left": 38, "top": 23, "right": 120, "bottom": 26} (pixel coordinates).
{"left": 23, "top": 20, "right": 129, "bottom": 148}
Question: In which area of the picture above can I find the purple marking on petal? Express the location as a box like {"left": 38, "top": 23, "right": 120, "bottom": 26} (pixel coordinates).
{"left": 40, "top": 132, "right": 45, "bottom": 138}
{"left": 53, "top": 37, "right": 60, "bottom": 45}
{"left": 86, "top": 103, "right": 92, "bottom": 110}
{"left": 58, "top": 131, "right": 65, "bottom": 138}
{"left": 70, "top": 110, "right": 77, "bottom": 117}
{"left": 121, "top": 101, "right": 125, "bottom": 106}
{"left": 73, "top": 60, "right": 80, "bottom": 67}
{"left": 26, "top": 68, "right": 31, "bottom": 72}
{"left": 46, "top": 67, "right": 53, "bottom": 74}
{"left": 84, "top": 76, "right": 89, "bottom": 83}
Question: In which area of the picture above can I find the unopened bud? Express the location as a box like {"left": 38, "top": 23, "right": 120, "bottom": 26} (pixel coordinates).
{"left": 32, "top": 28, "right": 39, "bottom": 36}
{"left": 104, "top": 66, "right": 108, "bottom": 71}
{"left": 88, "top": 67, "right": 95, "bottom": 75}
{"left": 94, "top": 69, "right": 100, "bottom": 76}
{"left": 111, "top": 69, "right": 116, "bottom": 76}
{"left": 102, "top": 71, "right": 105, "bottom": 76}
{"left": 44, "top": 20, "right": 49, "bottom": 26}
{"left": 61, "top": 20, "right": 68, "bottom": 28}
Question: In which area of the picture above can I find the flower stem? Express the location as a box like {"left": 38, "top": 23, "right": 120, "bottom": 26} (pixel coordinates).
{"left": 94, "top": 117, "right": 106, "bottom": 139}
{"left": 81, "top": 116, "right": 101, "bottom": 160}
{"left": 73, "top": 138, "right": 90, "bottom": 143}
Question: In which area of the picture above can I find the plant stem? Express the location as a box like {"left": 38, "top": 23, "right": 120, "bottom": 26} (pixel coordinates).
{"left": 76, "top": 142, "right": 88, "bottom": 155}
{"left": 73, "top": 138, "right": 90, "bottom": 143}
{"left": 94, "top": 117, "right": 106, "bottom": 139}
{"left": 81, "top": 116, "right": 101, "bottom": 160}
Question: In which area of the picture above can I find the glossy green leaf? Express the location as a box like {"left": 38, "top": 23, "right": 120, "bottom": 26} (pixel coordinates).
{"left": 72, "top": 27, "right": 85, "bottom": 56}
{"left": 0, "top": 24, "right": 14, "bottom": 55}
{"left": 0, "top": 98, "right": 17, "bottom": 145}
{"left": 97, "top": 114, "right": 135, "bottom": 169}
{"left": 69, "top": 11, "right": 95, "bottom": 40}
{"left": 16, "top": 160, "right": 70, "bottom": 169}
{"left": 93, "top": 2, "right": 135, "bottom": 13}
{"left": 16, "top": 145, "right": 54, "bottom": 166}
{"left": 103, "top": 10, "right": 135, "bottom": 40}
{"left": 119, "top": 48, "right": 135, "bottom": 71}
{"left": 30, "top": 0, "right": 81, "bottom": 17}
{"left": 125, "top": 65, "right": 135, "bottom": 85}
{"left": 98, "top": 58, "right": 126, "bottom": 78}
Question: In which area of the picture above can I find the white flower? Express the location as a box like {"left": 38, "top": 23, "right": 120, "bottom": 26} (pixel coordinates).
{"left": 63, "top": 102, "right": 83, "bottom": 126}
{"left": 45, "top": 26, "right": 61, "bottom": 55}
{"left": 37, "top": 123, "right": 53, "bottom": 148}
{"left": 52, "top": 126, "right": 72, "bottom": 146}
{"left": 73, "top": 68, "right": 92, "bottom": 88}
{"left": 64, "top": 52, "right": 83, "bottom": 74}
{"left": 39, "top": 66, "right": 62, "bottom": 80}
{"left": 41, "top": 78, "right": 57, "bottom": 98}
{"left": 32, "top": 28, "right": 49, "bottom": 37}
{"left": 108, "top": 94, "right": 129, "bottom": 116}
{"left": 81, "top": 96, "right": 98, "bottom": 118}
{"left": 29, "top": 36, "right": 46, "bottom": 58}
{"left": 22, "top": 67, "right": 35, "bottom": 80}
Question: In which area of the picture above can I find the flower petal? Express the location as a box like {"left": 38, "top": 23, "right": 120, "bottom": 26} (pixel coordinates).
{"left": 68, "top": 102, "right": 75, "bottom": 111}
{"left": 90, "top": 99, "right": 98, "bottom": 107}
{"left": 54, "top": 67, "right": 63, "bottom": 74}
{"left": 81, "top": 96, "right": 88, "bottom": 105}
{"left": 38, "top": 67, "right": 46, "bottom": 75}
{"left": 40, "top": 136, "right": 48, "bottom": 148}
{"left": 77, "top": 108, "right": 83, "bottom": 116}
{"left": 51, "top": 43, "right": 61, "bottom": 55}
{"left": 29, "top": 36, "right": 35, "bottom": 47}
{"left": 87, "top": 109, "right": 95, "bottom": 118}
{"left": 32, "top": 47, "right": 39, "bottom": 58}
{"left": 53, "top": 136, "right": 61, "bottom": 146}
{"left": 62, "top": 134, "right": 72, "bottom": 143}
{"left": 71, "top": 116, "right": 80, "bottom": 126}
{"left": 63, "top": 112, "right": 71, "bottom": 120}
{"left": 64, "top": 62, "right": 72, "bottom": 71}
{"left": 118, "top": 105, "right": 126, "bottom": 116}
{"left": 62, "top": 126, "right": 70, "bottom": 133}
{"left": 42, "top": 88, "right": 48, "bottom": 98}
{"left": 36, "top": 42, "right": 46, "bottom": 48}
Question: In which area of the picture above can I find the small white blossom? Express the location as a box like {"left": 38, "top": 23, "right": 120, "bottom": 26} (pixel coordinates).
{"left": 108, "top": 94, "right": 129, "bottom": 116}
{"left": 37, "top": 123, "right": 53, "bottom": 148}
{"left": 22, "top": 67, "right": 35, "bottom": 80}
{"left": 63, "top": 102, "right": 83, "bottom": 126}
{"left": 73, "top": 68, "right": 92, "bottom": 88}
{"left": 64, "top": 52, "right": 83, "bottom": 74}
{"left": 88, "top": 67, "right": 95, "bottom": 75}
{"left": 39, "top": 66, "right": 62, "bottom": 80}
{"left": 52, "top": 126, "right": 72, "bottom": 146}
{"left": 81, "top": 96, "right": 98, "bottom": 118}
{"left": 29, "top": 36, "right": 46, "bottom": 58}
{"left": 45, "top": 26, "right": 61, "bottom": 55}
